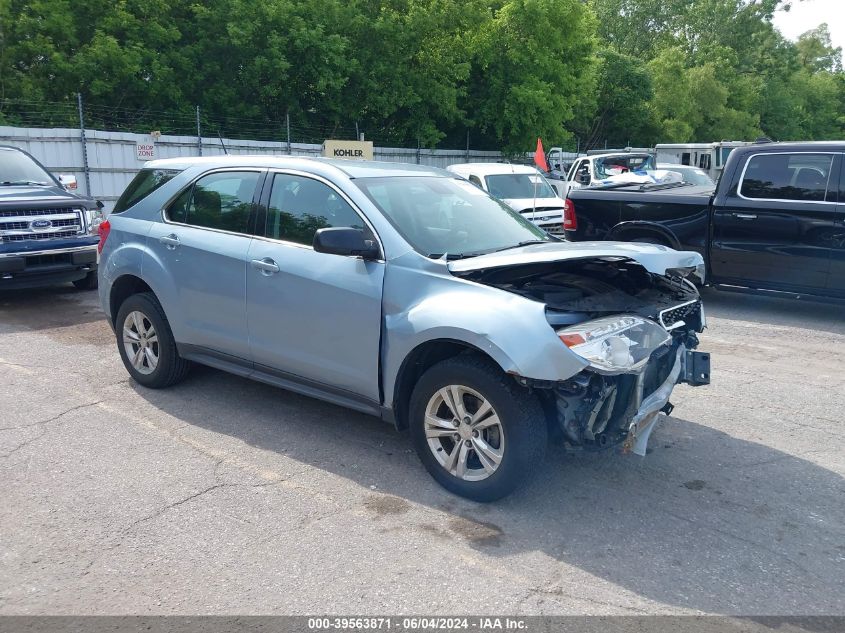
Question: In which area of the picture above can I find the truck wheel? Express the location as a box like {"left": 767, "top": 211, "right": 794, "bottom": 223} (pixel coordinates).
{"left": 72, "top": 271, "right": 98, "bottom": 290}
{"left": 409, "top": 354, "right": 547, "bottom": 502}
{"left": 115, "top": 292, "right": 191, "bottom": 388}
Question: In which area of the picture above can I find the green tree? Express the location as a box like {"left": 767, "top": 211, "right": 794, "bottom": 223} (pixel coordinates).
{"left": 465, "top": 0, "right": 597, "bottom": 152}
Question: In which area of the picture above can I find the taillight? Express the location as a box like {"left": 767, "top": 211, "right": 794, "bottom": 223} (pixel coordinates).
{"left": 563, "top": 198, "right": 577, "bottom": 230}
{"left": 97, "top": 220, "right": 111, "bottom": 254}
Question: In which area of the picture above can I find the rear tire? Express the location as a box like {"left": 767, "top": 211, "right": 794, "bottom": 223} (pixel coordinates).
{"left": 72, "top": 271, "right": 98, "bottom": 290}
{"left": 409, "top": 354, "right": 547, "bottom": 502}
{"left": 115, "top": 292, "right": 191, "bottom": 388}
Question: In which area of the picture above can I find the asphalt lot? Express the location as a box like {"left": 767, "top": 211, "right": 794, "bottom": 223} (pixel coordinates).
{"left": 0, "top": 285, "right": 843, "bottom": 615}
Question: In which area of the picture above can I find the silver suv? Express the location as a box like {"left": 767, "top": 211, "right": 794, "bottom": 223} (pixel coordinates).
{"left": 99, "top": 157, "right": 710, "bottom": 501}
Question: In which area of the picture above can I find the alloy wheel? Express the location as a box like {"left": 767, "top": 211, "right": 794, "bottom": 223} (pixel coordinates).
{"left": 122, "top": 310, "right": 159, "bottom": 375}
{"left": 424, "top": 385, "right": 505, "bottom": 482}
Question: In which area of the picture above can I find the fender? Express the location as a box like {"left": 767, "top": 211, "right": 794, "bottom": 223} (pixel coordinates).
{"left": 606, "top": 221, "right": 682, "bottom": 249}
{"left": 379, "top": 259, "right": 589, "bottom": 407}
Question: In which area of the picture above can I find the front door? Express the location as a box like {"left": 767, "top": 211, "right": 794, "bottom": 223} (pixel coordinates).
{"left": 710, "top": 152, "right": 839, "bottom": 292}
{"left": 246, "top": 171, "right": 384, "bottom": 403}
{"left": 147, "top": 169, "right": 262, "bottom": 360}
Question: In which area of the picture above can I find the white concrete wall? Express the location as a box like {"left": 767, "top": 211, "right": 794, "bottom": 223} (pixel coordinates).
{"left": 0, "top": 126, "right": 502, "bottom": 210}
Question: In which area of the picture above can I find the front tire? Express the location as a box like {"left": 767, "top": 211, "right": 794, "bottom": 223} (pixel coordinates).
{"left": 409, "top": 354, "right": 547, "bottom": 502}
{"left": 114, "top": 292, "right": 191, "bottom": 388}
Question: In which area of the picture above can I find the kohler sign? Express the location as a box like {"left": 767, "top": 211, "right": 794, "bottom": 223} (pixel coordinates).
{"left": 322, "top": 140, "right": 374, "bottom": 161}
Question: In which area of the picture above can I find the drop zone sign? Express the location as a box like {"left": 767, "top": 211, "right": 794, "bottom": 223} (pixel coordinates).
{"left": 136, "top": 142, "right": 156, "bottom": 160}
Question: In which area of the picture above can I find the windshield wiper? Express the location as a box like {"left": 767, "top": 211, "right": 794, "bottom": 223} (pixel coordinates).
{"left": 489, "top": 240, "right": 551, "bottom": 254}
{"left": 0, "top": 180, "right": 50, "bottom": 186}
{"left": 428, "top": 252, "right": 479, "bottom": 260}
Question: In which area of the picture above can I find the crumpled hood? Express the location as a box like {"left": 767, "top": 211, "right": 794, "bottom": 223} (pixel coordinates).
{"left": 447, "top": 241, "right": 704, "bottom": 276}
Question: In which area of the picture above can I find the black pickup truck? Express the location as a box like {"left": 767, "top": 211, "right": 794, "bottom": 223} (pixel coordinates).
{"left": 563, "top": 141, "right": 845, "bottom": 299}
{"left": 0, "top": 145, "right": 103, "bottom": 289}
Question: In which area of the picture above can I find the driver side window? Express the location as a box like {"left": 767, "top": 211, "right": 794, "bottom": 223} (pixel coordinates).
{"left": 266, "top": 174, "right": 364, "bottom": 246}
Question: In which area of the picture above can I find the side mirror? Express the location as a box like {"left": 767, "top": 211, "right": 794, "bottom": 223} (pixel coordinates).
{"left": 576, "top": 171, "right": 590, "bottom": 185}
{"left": 313, "top": 227, "right": 380, "bottom": 260}
{"left": 57, "top": 174, "right": 78, "bottom": 191}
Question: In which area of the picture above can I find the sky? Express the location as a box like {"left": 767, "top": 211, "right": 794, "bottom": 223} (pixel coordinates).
{"left": 771, "top": 0, "right": 845, "bottom": 50}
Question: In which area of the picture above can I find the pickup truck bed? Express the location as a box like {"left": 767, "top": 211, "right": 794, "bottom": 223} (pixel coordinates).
{"left": 564, "top": 142, "right": 845, "bottom": 300}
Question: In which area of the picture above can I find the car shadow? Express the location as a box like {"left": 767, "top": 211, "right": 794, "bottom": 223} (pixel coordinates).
{"left": 0, "top": 285, "right": 103, "bottom": 333}
{"left": 133, "top": 366, "right": 845, "bottom": 615}
{"left": 700, "top": 286, "right": 845, "bottom": 335}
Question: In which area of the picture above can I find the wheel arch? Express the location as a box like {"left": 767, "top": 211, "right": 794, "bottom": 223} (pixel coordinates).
{"left": 390, "top": 339, "right": 506, "bottom": 430}
{"left": 606, "top": 221, "right": 682, "bottom": 249}
{"left": 108, "top": 274, "right": 155, "bottom": 327}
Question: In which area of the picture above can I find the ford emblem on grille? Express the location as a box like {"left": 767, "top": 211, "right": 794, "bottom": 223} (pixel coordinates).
{"left": 30, "top": 219, "right": 52, "bottom": 230}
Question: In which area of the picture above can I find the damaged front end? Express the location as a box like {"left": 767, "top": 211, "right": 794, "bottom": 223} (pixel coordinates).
{"left": 454, "top": 256, "right": 710, "bottom": 454}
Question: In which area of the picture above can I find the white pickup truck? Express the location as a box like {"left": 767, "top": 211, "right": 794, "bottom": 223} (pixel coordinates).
{"left": 446, "top": 162, "right": 567, "bottom": 235}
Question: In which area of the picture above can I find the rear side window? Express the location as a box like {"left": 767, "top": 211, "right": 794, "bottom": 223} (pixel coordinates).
{"left": 740, "top": 153, "right": 834, "bottom": 202}
{"left": 113, "top": 169, "right": 181, "bottom": 214}
{"left": 166, "top": 171, "right": 259, "bottom": 234}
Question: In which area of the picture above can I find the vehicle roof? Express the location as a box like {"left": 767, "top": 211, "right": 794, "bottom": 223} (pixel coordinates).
{"left": 732, "top": 141, "right": 845, "bottom": 152}
{"left": 446, "top": 162, "right": 543, "bottom": 176}
{"left": 142, "top": 155, "right": 453, "bottom": 179}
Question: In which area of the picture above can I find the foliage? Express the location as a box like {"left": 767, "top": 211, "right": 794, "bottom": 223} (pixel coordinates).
{"left": 0, "top": 0, "right": 842, "bottom": 150}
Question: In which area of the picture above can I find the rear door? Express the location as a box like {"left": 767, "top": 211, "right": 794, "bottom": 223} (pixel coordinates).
{"left": 146, "top": 169, "right": 262, "bottom": 360}
{"left": 710, "top": 151, "right": 839, "bottom": 292}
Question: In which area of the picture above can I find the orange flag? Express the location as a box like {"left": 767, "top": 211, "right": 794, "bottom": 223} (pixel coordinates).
{"left": 534, "top": 138, "right": 549, "bottom": 172}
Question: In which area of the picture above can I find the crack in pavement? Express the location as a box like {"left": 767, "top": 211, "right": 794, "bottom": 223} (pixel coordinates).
{"left": 0, "top": 400, "right": 103, "bottom": 457}
{"left": 76, "top": 475, "right": 305, "bottom": 579}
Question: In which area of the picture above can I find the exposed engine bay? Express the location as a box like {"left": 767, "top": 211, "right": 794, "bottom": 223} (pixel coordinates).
{"left": 455, "top": 257, "right": 709, "bottom": 452}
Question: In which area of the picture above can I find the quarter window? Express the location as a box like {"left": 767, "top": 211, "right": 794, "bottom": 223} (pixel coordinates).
{"left": 167, "top": 171, "right": 259, "bottom": 233}
{"left": 740, "top": 154, "right": 834, "bottom": 202}
{"left": 114, "top": 169, "right": 181, "bottom": 214}
{"left": 266, "top": 174, "right": 364, "bottom": 246}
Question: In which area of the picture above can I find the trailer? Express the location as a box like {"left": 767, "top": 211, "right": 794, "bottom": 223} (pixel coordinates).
{"left": 655, "top": 141, "right": 751, "bottom": 182}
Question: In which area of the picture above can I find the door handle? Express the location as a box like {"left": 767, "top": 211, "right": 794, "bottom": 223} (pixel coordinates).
{"left": 159, "top": 234, "right": 180, "bottom": 249}
{"left": 734, "top": 213, "right": 757, "bottom": 220}
{"left": 251, "top": 257, "right": 280, "bottom": 274}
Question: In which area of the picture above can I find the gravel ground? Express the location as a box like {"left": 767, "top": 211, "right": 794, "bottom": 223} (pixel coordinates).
{"left": 0, "top": 285, "right": 842, "bottom": 615}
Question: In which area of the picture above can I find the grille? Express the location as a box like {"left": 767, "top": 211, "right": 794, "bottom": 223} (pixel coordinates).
{"left": 0, "top": 207, "right": 80, "bottom": 217}
{"left": 4, "top": 229, "right": 79, "bottom": 242}
{"left": 659, "top": 300, "right": 701, "bottom": 329}
{"left": 1, "top": 218, "right": 79, "bottom": 231}
{"left": 0, "top": 207, "right": 83, "bottom": 242}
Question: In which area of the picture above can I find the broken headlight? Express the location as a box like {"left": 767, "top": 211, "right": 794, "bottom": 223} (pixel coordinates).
{"left": 557, "top": 315, "right": 671, "bottom": 374}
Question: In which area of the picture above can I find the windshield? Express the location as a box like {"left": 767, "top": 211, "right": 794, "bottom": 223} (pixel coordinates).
{"left": 354, "top": 176, "right": 551, "bottom": 259}
{"left": 484, "top": 173, "right": 557, "bottom": 199}
{"left": 0, "top": 148, "right": 54, "bottom": 185}
{"left": 594, "top": 154, "right": 655, "bottom": 179}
